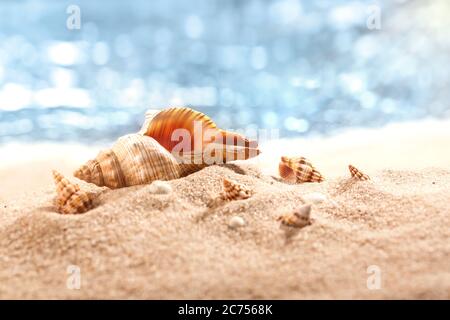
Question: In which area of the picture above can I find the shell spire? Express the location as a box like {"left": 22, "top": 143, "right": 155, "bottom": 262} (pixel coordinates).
{"left": 74, "top": 134, "right": 181, "bottom": 189}
{"left": 207, "top": 178, "right": 253, "bottom": 208}
{"left": 221, "top": 178, "right": 253, "bottom": 201}
{"left": 279, "top": 156, "right": 324, "bottom": 183}
{"left": 277, "top": 204, "right": 312, "bottom": 229}
{"left": 348, "top": 164, "right": 370, "bottom": 181}
{"left": 53, "top": 170, "right": 94, "bottom": 214}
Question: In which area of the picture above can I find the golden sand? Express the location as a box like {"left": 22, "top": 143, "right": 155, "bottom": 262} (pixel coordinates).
{"left": 0, "top": 119, "right": 449, "bottom": 299}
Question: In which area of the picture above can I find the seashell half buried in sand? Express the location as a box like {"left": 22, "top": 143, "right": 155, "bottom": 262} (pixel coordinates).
{"left": 277, "top": 204, "right": 312, "bottom": 229}
{"left": 221, "top": 178, "right": 253, "bottom": 201}
{"left": 348, "top": 164, "right": 370, "bottom": 181}
{"left": 139, "top": 107, "right": 260, "bottom": 174}
{"left": 279, "top": 156, "right": 324, "bottom": 183}
{"left": 53, "top": 170, "right": 94, "bottom": 214}
{"left": 207, "top": 178, "right": 253, "bottom": 208}
{"left": 75, "top": 107, "right": 260, "bottom": 189}
{"left": 74, "top": 134, "right": 181, "bottom": 189}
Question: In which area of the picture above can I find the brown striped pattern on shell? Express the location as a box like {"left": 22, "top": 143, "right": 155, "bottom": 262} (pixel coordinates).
{"left": 74, "top": 134, "right": 181, "bottom": 189}
{"left": 348, "top": 164, "right": 370, "bottom": 181}
{"left": 221, "top": 178, "right": 253, "bottom": 201}
{"left": 75, "top": 108, "right": 261, "bottom": 189}
{"left": 277, "top": 204, "right": 312, "bottom": 228}
{"left": 207, "top": 178, "right": 253, "bottom": 208}
{"left": 53, "top": 170, "right": 94, "bottom": 214}
{"left": 279, "top": 156, "right": 324, "bottom": 183}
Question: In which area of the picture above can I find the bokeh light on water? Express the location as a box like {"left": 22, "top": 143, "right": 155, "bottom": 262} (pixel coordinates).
{"left": 0, "top": 0, "right": 450, "bottom": 143}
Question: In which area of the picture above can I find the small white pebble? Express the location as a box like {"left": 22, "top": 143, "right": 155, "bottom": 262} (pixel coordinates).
{"left": 228, "top": 216, "right": 246, "bottom": 229}
{"left": 148, "top": 180, "right": 172, "bottom": 194}
{"left": 303, "top": 192, "right": 327, "bottom": 204}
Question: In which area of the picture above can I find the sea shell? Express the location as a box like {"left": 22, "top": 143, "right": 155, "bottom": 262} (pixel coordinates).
{"left": 277, "top": 204, "right": 312, "bottom": 228}
{"left": 228, "top": 216, "right": 246, "bottom": 229}
{"left": 348, "top": 164, "right": 370, "bottom": 181}
{"left": 221, "top": 178, "right": 253, "bottom": 201}
{"left": 74, "top": 134, "right": 181, "bottom": 189}
{"left": 75, "top": 108, "right": 260, "bottom": 189}
{"left": 53, "top": 170, "right": 94, "bottom": 214}
{"left": 207, "top": 178, "right": 253, "bottom": 208}
{"left": 279, "top": 156, "right": 324, "bottom": 183}
{"left": 139, "top": 107, "right": 260, "bottom": 173}
{"left": 148, "top": 180, "right": 173, "bottom": 194}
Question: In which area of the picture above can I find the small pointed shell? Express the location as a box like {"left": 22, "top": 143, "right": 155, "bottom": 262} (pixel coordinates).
{"left": 74, "top": 134, "right": 181, "bottom": 189}
{"left": 207, "top": 178, "right": 253, "bottom": 208}
{"left": 277, "top": 204, "right": 312, "bottom": 228}
{"left": 221, "top": 178, "right": 253, "bottom": 201}
{"left": 53, "top": 170, "right": 94, "bottom": 214}
{"left": 348, "top": 164, "right": 370, "bottom": 181}
{"left": 279, "top": 156, "right": 324, "bottom": 183}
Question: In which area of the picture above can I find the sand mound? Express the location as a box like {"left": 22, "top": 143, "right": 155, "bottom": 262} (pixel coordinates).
{"left": 0, "top": 164, "right": 449, "bottom": 299}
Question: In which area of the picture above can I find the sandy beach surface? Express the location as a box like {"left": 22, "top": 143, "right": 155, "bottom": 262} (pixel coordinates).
{"left": 0, "top": 119, "right": 449, "bottom": 299}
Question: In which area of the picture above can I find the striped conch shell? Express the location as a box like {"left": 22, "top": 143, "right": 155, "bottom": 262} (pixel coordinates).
{"left": 348, "top": 164, "right": 370, "bottom": 181}
{"left": 221, "top": 178, "right": 253, "bottom": 201}
{"left": 139, "top": 107, "right": 260, "bottom": 176}
{"left": 74, "top": 134, "right": 181, "bottom": 189}
{"left": 279, "top": 156, "right": 324, "bottom": 183}
{"left": 75, "top": 107, "right": 260, "bottom": 189}
{"left": 277, "top": 204, "right": 312, "bottom": 228}
{"left": 208, "top": 178, "right": 253, "bottom": 208}
{"left": 53, "top": 170, "right": 94, "bottom": 214}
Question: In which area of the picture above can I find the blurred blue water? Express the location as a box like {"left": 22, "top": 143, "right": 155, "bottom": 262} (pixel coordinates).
{"left": 0, "top": 0, "right": 449, "bottom": 143}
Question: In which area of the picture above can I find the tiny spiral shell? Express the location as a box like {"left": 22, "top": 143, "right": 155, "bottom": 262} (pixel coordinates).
{"left": 221, "top": 178, "right": 253, "bottom": 201}
{"left": 53, "top": 170, "right": 94, "bottom": 214}
{"left": 208, "top": 178, "right": 253, "bottom": 208}
{"left": 348, "top": 164, "right": 370, "bottom": 181}
{"left": 277, "top": 204, "right": 312, "bottom": 228}
{"left": 279, "top": 156, "right": 324, "bottom": 183}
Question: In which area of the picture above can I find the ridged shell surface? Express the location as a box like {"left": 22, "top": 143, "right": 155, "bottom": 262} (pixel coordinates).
{"left": 348, "top": 164, "right": 370, "bottom": 181}
{"left": 207, "top": 178, "right": 253, "bottom": 208}
{"left": 279, "top": 156, "right": 324, "bottom": 183}
{"left": 53, "top": 170, "right": 94, "bottom": 214}
{"left": 140, "top": 107, "right": 260, "bottom": 165}
{"left": 74, "top": 134, "right": 181, "bottom": 189}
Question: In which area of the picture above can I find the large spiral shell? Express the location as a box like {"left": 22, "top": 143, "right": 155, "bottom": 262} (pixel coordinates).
{"left": 75, "top": 107, "right": 260, "bottom": 189}
{"left": 139, "top": 107, "right": 260, "bottom": 167}
{"left": 74, "top": 134, "right": 181, "bottom": 189}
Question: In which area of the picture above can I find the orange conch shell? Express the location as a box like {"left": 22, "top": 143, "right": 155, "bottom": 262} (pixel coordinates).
{"left": 75, "top": 107, "right": 261, "bottom": 189}
{"left": 279, "top": 156, "right": 324, "bottom": 183}
{"left": 74, "top": 134, "right": 181, "bottom": 189}
{"left": 348, "top": 164, "right": 370, "bottom": 181}
{"left": 139, "top": 107, "right": 260, "bottom": 170}
{"left": 53, "top": 170, "right": 94, "bottom": 214}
